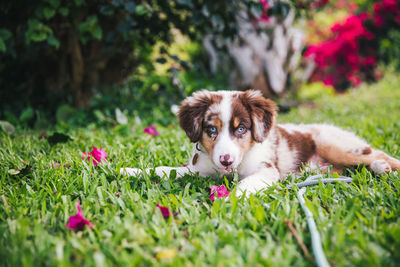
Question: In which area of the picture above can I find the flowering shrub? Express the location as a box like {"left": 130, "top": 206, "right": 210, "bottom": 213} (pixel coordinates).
{"left": 373, "top": 0, "right": 400, "bottom": 27}
{"left": 305, "top": 0, "right": 400, "bottom": 91}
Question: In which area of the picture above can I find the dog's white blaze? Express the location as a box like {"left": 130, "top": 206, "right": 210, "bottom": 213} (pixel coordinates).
{"left": 212, "top": 93, "right": 241, "bottom": 169}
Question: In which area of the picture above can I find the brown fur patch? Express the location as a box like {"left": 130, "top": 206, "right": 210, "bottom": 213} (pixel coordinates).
{"left": 212, "top": 117, "right": 222, "bottom": 130}
{"left": 178, "top": 92, "right": 222, "bottom": 143}
{"left": 277, "top": 126, "right": 316, "bottom": 168}
{"left": 228, "top": 96, "right": 255, "bottom": 153}
{"left": 200, "top": 132, "right": 216, "bottom": 156}
{"left": 192, "top": 153, "right": 199, "bottom": 165}
{"left": 238, "top": 90, "right": 278, "bottom": 142}
{"left": 362, "top": 147, "right": 372, "bottom": 155}
{"left": 264, "top": 162, "right": 273, "bottom": 168}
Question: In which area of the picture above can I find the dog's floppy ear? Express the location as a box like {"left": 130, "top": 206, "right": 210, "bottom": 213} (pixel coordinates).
{"left": 178, "top": 90, "right": 219, "bottom": 143}
{"left": 240, "top": 90, "right": 277, "bottom": 143}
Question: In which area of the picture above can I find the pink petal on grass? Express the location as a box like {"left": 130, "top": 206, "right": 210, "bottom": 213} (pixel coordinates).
{"left": 82, "top": 147, "right": 107, "bottom": 166}
{"left": 209, "top": 185, "right": 231, "bottom": 201}
{"left": 156, "top": 204, "right": 171, "bottom": 218}
{"left": 53, "top": 162, "right": 70, "bottom": 168}
{"left": 65, "top": 202, "right": 94, "bottom": 230}
{"left": 144, "top": 125, "right": 159, "bottom": 136}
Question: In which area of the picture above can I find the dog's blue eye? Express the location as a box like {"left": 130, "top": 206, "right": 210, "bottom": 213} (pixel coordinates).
{"left": 209, "top": 126, "right": 217, "bottom": 133}
{"left": 237, "top": 126, "right": 246, "bottom": 134}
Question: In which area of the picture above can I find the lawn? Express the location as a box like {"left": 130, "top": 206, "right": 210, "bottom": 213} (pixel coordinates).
{"left": 1, "top": 72, "right": 400, "bottom": 266}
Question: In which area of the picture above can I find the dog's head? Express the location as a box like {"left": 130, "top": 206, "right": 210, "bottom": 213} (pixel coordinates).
{"left": 178, "top": 90, "right": 277, "bottom": 173}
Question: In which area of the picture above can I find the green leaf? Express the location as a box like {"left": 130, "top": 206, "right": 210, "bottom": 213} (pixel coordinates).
{"left": 124, "top": 1, "right": 136, "bottom": 13}
{"left": 8, "top": 165, "right": 32, "bottom": 176}
{"left": 74, "top": 0, "right": 85, "bottom": 6}
{"left": 47, "top": 132, "right": 72, "bottom": 146}
{"left": 45, "top": 0, "right": 60, "bottom": 9}
{"left": 0, "top": 38, "right": 6, "bottom": 52}
{"left": 93, "top": 110, "right": 106, "bottom": 122}
{"left": 135, "top": 5, "right": 147, "bottom": 15}
{"left": 0, "top": 121, "right": 15, "bottom": 135}
{"left": 0, "top": 29, "right": 12, "bottom": 40}
{"left": 19, "top": 107, "right": 34, "bottom": 122}
{"left": 92, "top": 25, "right": 102, "bottom": 40}
{"left": 26, "top": 19, "right": 52, "bottom": 43}
{"left": 43, "top": 7, "right": 56, "bottom": 20}
{"left": 8, "top": 169, "right": 20, "bottom": 175}
{"left": 56, "top": 104, "right": 76, "bottom": 122}
{"left": 100, "top": 5, "right": 114, "bottom": 16}
{"left": 78, "top": 15, "right": 102, "bottom": 41}
{"left": 47, "top": 35, "right": 60, "bottom": 49}
{"left": 59, "top": 7, "right": 69, "bottom": 16}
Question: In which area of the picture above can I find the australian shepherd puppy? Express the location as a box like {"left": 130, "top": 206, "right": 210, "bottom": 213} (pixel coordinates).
{"left": 121, "top": 90, "right": 400, "bottom": 197}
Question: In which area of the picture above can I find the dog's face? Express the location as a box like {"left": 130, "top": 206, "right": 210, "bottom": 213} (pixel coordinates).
{"left": 178, "top": 90, "right": 277, "bottom": 173}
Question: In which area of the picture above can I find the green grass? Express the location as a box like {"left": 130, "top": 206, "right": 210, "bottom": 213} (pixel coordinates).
{"left": 1, "top": 72, "right": 400, "bottom": 266}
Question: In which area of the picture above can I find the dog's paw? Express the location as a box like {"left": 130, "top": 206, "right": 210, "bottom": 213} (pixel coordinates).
{"left": 120, "top": 167, "right": 142, "bottom": 176}
{"left": 236, "top": 181, "right": 259, "bottom": 198}
{"left": 370, "top": 160, "right": 391, "bottom": 174}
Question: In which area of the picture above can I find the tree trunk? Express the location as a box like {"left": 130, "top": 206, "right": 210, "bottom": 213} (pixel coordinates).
{"left": 68, "top": 28, "right": 87, "bottom": 108}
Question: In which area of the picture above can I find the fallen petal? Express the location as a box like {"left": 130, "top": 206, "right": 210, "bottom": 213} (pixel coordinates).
{"left": 65, "top": 202, "right": 94, "bottom": 230}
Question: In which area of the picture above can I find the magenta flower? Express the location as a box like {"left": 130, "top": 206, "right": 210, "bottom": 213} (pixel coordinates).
{"left": 144, "top": 125, "right": 159, "bottom": 136}
{"left": 53, "top": 162, "right": 71, "bottom": 168}
{"left": 65, "top": 202, "right": 94, "bottom": 230}
{"left": 156, "top": 204, "right": 171, "bottom": 218}
{"left": 209, "top": 185, "right": 231, "bottom": 201}
{"left": 83, "top": 147, "right": 107, "bottom": 166}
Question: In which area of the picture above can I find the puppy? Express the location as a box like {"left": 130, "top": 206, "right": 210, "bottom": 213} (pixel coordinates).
{"left": 121, "top": 90, "right": 400, "bottom": 197}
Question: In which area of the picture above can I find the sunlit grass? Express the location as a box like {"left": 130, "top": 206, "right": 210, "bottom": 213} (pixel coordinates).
{"left": 1, "top": 72, "right": 400, "bottom": 266}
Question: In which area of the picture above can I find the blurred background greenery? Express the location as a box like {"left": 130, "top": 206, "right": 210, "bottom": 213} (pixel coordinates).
{"left": 0, "top": 0, "right": 399, "bottom": 130}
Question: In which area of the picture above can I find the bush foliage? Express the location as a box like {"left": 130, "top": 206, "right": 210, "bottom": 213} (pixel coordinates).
{"left": 0, "top": 0, "right": 260, "bottom": 110}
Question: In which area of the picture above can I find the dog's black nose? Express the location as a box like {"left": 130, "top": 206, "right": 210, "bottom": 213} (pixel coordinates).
{"left": 219, "top": 154, "right": 233, "bottom": 166}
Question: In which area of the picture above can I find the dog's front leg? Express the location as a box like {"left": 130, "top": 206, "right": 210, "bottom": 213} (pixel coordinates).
{"left": 236, "top": 167, "right": 280, "bottom": 197}
{"left": 120, "top": 166, "right": 192, "bottom": 180}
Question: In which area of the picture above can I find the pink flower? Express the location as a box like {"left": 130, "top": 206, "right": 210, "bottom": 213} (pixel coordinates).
{"left": 65, "top": 202, "right": 94, "bottom": 230}
{"left": 53, "top": 162, "right": 61, "bottom": 167}
{"left": 144, "top": 125, "right": 159, "bottom": 136}
{"left": 209, "top": 185, "right": 231, "bottom": 201}
{"left": 156, "top": 204, "right": 171, "bottom": 218}
{"left": 83, "top": 147, "right": 107, "bottom": 166}
{"left": 259, "top": 0, "right": 270, "bottom": 23}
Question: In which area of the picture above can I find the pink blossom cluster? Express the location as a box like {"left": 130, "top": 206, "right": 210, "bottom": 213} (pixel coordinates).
{"left": 373, "top": 0, "right": 400, "bottom": 27}
{"left": 305, "top": 0, "right": 400, "bottom": 90}
{"left": 305, "top": 13, "right": 376, "bottom": 90}
{"left": 259, "top": 0, "right": 270, "bottom": 23}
